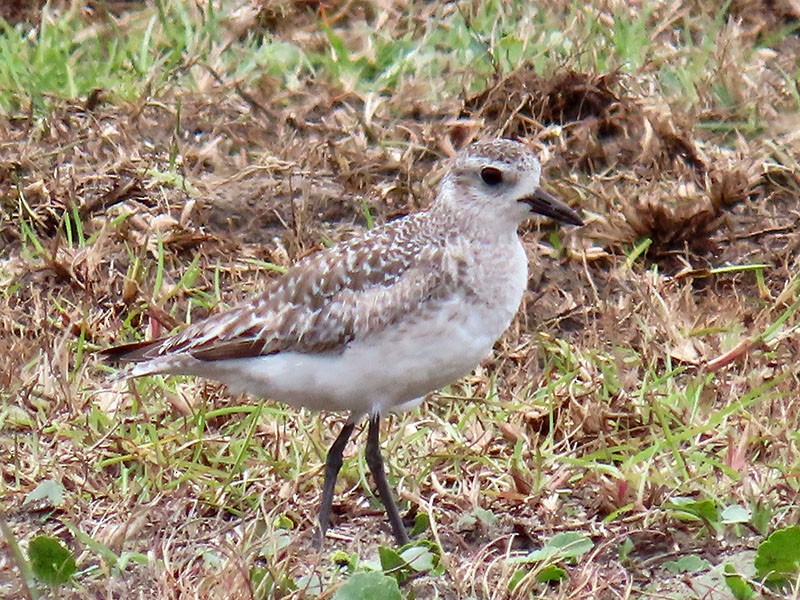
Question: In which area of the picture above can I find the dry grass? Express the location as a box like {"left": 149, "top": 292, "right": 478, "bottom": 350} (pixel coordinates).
{"left": 1, "top": 1, "right": 800, "bottom": 598}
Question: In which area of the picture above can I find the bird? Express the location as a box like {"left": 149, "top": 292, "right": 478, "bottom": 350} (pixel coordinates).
{"left": 102, "top": 138, "right": 583, "bottom": 547}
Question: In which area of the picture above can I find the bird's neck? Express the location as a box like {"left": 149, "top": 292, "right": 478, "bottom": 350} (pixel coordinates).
{"left": 427, "top": 202, "right": 521, "bottom": 246}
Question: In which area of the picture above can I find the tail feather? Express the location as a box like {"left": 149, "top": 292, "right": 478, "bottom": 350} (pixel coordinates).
{"left": 99, "top": 338, "right": 166, "bottom": 363}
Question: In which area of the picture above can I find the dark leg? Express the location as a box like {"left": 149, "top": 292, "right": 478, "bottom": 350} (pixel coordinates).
{"left": 365, "top": 414, "right": 410, "bottom": 546}
{"left": 315, "top": 417, "right": 357, "bottom": 548}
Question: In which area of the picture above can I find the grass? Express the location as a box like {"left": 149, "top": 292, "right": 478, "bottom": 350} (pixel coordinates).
{"left": 2, "top": 1, "right": 788, "bottom": 114}
{"left": 1, "top": 0, "right": 800, "bottom": 598}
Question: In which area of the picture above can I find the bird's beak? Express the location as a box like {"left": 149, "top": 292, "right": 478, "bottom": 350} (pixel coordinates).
{"left": 520, "top": 188, "right": 584, "bottom": 226}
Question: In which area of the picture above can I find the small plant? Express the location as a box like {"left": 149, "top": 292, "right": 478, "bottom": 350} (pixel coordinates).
{"left": 377, "top": 542, "right": 440, "bottom": 583}
{"left": 332, "top": 571, "right": 402, "bottom": 600}
{"left": 28, "top": 535, "right": 77, "bottom": 587}
{"left": 507, "top": 532, "right": 594, "bottom": 591}
{"left": 662, "top": 554, "right": 710, "bottom": 574}
{"left": 753, "top": 526, "right": 800, "bottom": 586}
{"left": 723, "top": 564, "right": 756, "bottom": 600}
{"left": 721, "top": 526, "right": 800, "bottom": 598}
{"left": 328, "top": 539, "right": 440, "bottom": 600}
{"left": 664, "top": 496, "right": 720, "bottom": 531}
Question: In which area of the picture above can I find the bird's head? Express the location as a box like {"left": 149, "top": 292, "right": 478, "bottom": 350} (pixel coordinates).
{"left": 437, "top": 139, "right": 583, "bottom": 230}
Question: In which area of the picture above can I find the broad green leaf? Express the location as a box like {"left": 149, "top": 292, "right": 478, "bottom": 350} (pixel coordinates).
{"left": 522, "top": 532, "right": 594, "bottom": 562}
{"left": 548, "top": 532, "right": 594, "bottom": 559}
{"left": 251, "top": 567, "right": 296, "bottom": 597}
{"left": 333, "top": 572, "right": 402, "bottom": 600}
{"left": 24, "top": 480, "right": 65, "bottom": 507}
{"left": 410, "top": 511, "right": 430, "bottom": 537}
{"left": 662, "top": 554, "right": 710, "bottom": 573}
{"left": 754, "top": 526, "right": 800, "bottom": 584}
{"left": 720, "top": 504, "right": 752, "bottom": 524}
{"left": 508, "top": 567, "right": 527, "bottom": 592}
{"left": 536, "top": 564, "right": 567, "bottom": 583}
{"left": 665, "top": 497, "right": 719, "bottom": 523}
{"left": 456, "top": 507, "right": 497, "bottom": 531}
{"left": 28, "top": 536, "right": 76, "bottom": 586}
{"left": 378, "top": 546, "right": 405, "bottom": 574}
{"left": 751, "top": 503, "right": 772, "bottom": 534}
{"left": 399, "top": 545, "right": 435, "bottom": 572}
{"left": 723, "top": 564, "right": 756, "bottom": 600}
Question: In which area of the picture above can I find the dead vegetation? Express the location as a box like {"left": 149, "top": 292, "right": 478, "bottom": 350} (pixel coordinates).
{"left": 1, "top": 1, "right": 799, "bottom": 599}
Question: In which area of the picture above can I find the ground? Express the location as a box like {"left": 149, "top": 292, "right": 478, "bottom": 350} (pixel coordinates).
{"left": 1, "top": 1, "right": 799, "bottom": 599}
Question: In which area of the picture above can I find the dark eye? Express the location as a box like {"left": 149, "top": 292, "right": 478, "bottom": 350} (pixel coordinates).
{"left": 480, "top": 166, "right": 503, "bottom": 186}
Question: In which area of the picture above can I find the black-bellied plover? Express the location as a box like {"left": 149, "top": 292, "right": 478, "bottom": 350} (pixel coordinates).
{"left": 103, "top": 138, "right": 583, "bottom": 546}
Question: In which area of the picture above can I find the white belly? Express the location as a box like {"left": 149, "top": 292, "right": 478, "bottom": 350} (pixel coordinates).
{"left": 199, "top": 293, "right": 518, "bottom": 416}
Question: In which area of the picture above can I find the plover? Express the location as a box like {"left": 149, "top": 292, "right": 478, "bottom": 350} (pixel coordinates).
{"left": 103, "top": 138, "right": 583, "bottom": 546}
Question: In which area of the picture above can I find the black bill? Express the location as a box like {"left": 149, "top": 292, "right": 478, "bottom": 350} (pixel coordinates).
{"left": 520, "top": 188, "right": 584, "bottom": 226}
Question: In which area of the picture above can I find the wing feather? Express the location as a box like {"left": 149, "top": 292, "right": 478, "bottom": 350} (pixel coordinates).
{"left": 110, "top": 214, "right": 459, "bottom": 363}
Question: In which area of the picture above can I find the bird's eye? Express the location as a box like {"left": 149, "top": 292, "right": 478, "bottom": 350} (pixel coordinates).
{"left": 480, "top": 166, "right": 503, "bottom": 186}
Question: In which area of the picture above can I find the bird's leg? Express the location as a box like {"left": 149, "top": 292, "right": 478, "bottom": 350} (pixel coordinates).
{"left": 315, "top": 417, "right": 357, "bottom": 548}
{"left": 365, "top": 414, "right": 410, "bottom": 546}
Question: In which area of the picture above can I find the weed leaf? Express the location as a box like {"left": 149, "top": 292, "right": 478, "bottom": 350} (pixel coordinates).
{"left": 332, "top": 572, "right": 402, "bottom": 600}
{"left": 754, "top": 526, "right": 800, "bottom": 584}
{"left": 29, "top": 536, "right": 77, "bottom": 586}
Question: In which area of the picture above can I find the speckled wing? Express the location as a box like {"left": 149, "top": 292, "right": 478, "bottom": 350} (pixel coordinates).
{"left": 110, "top": 215, "right": 458, "bottom": 364}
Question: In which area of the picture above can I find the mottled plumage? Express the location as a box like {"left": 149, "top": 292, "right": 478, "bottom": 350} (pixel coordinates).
{"left": 103, "top": 138, "right": 583, "bottom": 545}
{"left": 125, "top": 213, "right": 457, "bottom": 360}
